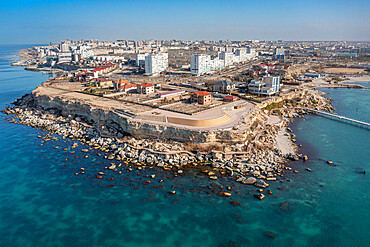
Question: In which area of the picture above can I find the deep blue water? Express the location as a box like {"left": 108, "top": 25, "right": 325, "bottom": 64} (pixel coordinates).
{"left": 0, "top": 45, "right": 369, "bottom": 247}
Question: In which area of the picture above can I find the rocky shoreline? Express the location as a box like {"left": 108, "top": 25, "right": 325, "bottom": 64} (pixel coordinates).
{"left": 1, "top": 88, "right": 334, "bottom": 199}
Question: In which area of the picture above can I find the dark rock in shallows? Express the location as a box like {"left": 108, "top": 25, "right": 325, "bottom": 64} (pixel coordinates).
{"left": 254, "top": 193, "right": 265, "bottom": 200}
{"left": 263, "top": 231, "right": 276, "bottom": 239}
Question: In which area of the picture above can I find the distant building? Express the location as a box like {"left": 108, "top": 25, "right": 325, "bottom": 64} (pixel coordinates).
{"left": 190, "top": 91, "right": 212, "bottom": 105}
{"left": 138, "top": 83, "right": 155, "bottom": 94}
{"left": 190, "top": 54, "right": 224, "bottom": 75}
{"left": 213, "top": 80, "right": 236, "bottom": 93}
{"left": 275, "top": 47, "right": 285, "bottom": 60}
{"left": 90, "top": 78, "right": 113, "bottom": 88}
{"left": 248, "top": 76, "right": 280, "bottom": 96}
{"left": 275, "top": 47, "right": 285, "bottom": 55}
{"left": 262, "top": 76, "right": 280, "bottom": 92}
{"left": 57, "top": 52, "right": 72, "bottom": 64}
{"left": 303, "top": 73, "right": 320, "bottom": 78}
{"left": 219, "top": 52, "right": 234, "bottom": 67}
{"left": 113, "top": 79, "right": 130, "bottom": 89}
{"left": 338, "top": 53, "right": 358, "bottom": 58}
{"left": 191, "top": 49, "right": 256, "bottom": 75}
{"left": 60, "top": 43, "right": 70, "bottom": 53}
{"left": 223, "top": 95, "right": 238, "bottom": 102}
{"left": 75, "top": 45, "right": 94, "bottom": 58}
{"left": 93, "top": 63, "right": 116, "bottom": 78}
{"left": 135, "top": 53, "right": 148, "bottom": 66}
{"left": 118, "top": 84, "right": 137, "bottom": 93}
{"left": 145, "top": 53, "right": 168, "bottom": 75}
{"left": 157, "top": 89, "right": 185, "bottom": 99}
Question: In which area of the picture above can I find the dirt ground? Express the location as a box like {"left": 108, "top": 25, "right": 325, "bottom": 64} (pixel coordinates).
{"left": 325, "top": 68, "right": 367, "bottom": 74}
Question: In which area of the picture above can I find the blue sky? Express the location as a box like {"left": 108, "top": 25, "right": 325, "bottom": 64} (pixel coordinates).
{"left": 1, "top": 0, "right": 369, "bottom": 44}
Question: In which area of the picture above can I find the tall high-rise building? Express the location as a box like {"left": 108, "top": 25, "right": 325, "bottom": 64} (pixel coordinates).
{"left": 275, "top": 47, "right": 285, "bottom": 59}
{"left": 275, "top": 47, "right": 285, "bottom": 55}
{"left": 191, "top": 54, "right": 224, "bottom": 75}
{"left": 145, "top": 53, "right": 168, "bottom": 75}
{"left": 219, "top": 52, "right": 234, "bottom": 67}
{"left": 60, "top": 43, "right": 70, "bottom": 52}
{"left": 136, "top": 53, "right": 148, "bottom": 66}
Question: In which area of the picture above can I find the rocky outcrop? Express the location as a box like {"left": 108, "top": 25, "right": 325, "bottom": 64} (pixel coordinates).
{"left": 24, "top": 91, "right": 247, "bottom": 143}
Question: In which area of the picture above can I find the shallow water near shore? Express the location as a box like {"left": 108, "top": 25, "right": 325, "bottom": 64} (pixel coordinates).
{"left": 0, "top": 45, "right": 369, "bottom": 247}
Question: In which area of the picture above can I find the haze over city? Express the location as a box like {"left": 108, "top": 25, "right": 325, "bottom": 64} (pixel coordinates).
{"left": 1, "top": 0, "right": 369, "bottom": 44}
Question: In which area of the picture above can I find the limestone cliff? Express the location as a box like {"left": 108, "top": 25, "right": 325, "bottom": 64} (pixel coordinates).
{"left": 23, "top": 91, "right": 248, "bottom": 143}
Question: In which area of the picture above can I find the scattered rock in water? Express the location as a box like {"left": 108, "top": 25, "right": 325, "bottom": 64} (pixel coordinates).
{"left": 263, "top": 231, "right": 276, "bottom": 239}
{"left": 246, "top": 177, "right": 257, "bottom": 184}
{"left": 306, "top": 168, "right": 312, "bottom": 172}
{"left": 209, "top": 176, "right": 218, "bottom": 180}
{"left": 355, "top": 168, "right": 366, "bottom": 174}
{"left": 280, "top": 200, "right": 296, "bottom": 212}
{"left": 143, "top": 180, "right": 151, "bottom": 185}
{"left": 303, "top": 155, "right": 308, "bottom": 161}
{"left": 218, "top": 192, "right": 232, "bottom": 197}
{"left": 255, "top": 180, "right": 269, "bottom": 188}
{"left": 327, "top": 161, "right": 333, "bottom": 165}
{"left": 169, "top": 191, "right": 176, "bottom": 195}
{"left": 230, "top": 201, "right": 241, "bottom": 206}
{"left": 150, "top": 174, "right": 156, "bottom": 179}
{"left": 254, "top": 193, "right": 265, "bottom": 200}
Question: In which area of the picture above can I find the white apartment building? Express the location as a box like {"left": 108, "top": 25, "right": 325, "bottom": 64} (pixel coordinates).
{"left": 191, "top": 49, "right": 257, "bottom": 75}
{"left": 60, "top": 43, "right": 70, "bottom": 53}
{"left": 57, "top": 52, "right": 72, "bottom": 64}
{"left": 190, "top": 54, "right": 224, "bottom": 75}
{"left": 145, "top": 53, "right": 168, "bottom": 75}
{"left": 248, "top": 76, "right": 280, "bottom": 96}
{"left": 75, "top": 45, "right": 94, "bottom": 58}
{"left": 219, "top": 52, "right": 234, "bottom": 67}
{"left": 136, "top": 53, "right": 148, "bottom": 66}
{"left": 262, "top": 76, "right": 280, "bottom": 92}
{"left": 138, "top": 83, "right": 155, "bottom": 94}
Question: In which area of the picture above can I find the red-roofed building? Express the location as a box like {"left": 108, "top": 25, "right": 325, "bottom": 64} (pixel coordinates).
{"left": 118, "top": 84, "right": 137, "bottom": 93}
{"left": 89, "top": 78, "right": 113, "bottom": 88}
{"left": 138, "top": 83, "right": 155, "bottom": 94}
{"left": 223, "top": 95, "right": 238, "bottom": 102}
{"left": 93, "top": 63, "right": 116, "bottom": 78}
{"left": 113, "top": 79, "right": 130, "bottom": 90}
{"left": 191, "top": 91, "right": 212, "bottom": 105}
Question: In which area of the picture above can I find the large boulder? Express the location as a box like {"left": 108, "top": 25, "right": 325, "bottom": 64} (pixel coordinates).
{"left": 255, "top": 179, "right": 269, "bottom": 188}
{"left": 245, "top": 177, "right": 257, "bottom": 185}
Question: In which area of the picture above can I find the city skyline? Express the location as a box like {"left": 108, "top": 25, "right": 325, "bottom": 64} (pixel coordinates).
{"left": 1, "top": 0, "right": 370, "bottom": 44}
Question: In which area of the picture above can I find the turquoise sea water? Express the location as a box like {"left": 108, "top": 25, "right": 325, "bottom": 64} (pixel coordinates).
{"left": 0, "top": 45, "right": 369, "bottom": 247}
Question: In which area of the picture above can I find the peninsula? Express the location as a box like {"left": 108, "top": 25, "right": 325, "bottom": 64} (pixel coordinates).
{"left": 3, "top": 39, "right": 369, "bottom": 196}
